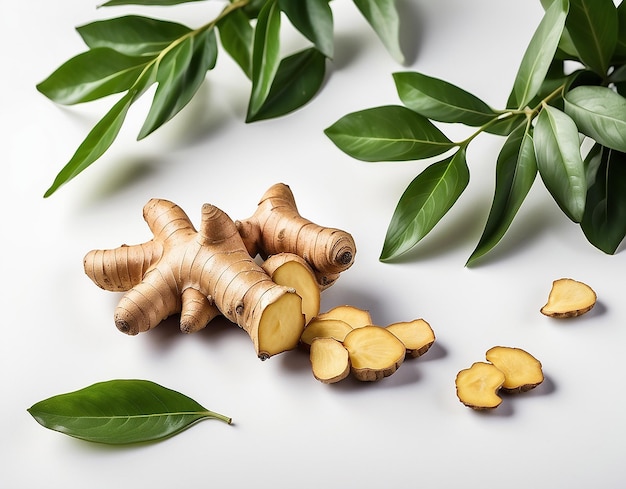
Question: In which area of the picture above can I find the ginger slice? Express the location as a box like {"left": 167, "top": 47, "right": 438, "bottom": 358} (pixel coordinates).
{"left": 540, "top": 278, "right": 596, "bottom": 318}
{"left": 310, "top": 337, "right": 350, "bottom": 384}
{"left": 300, "top": 318, "right": 353, "bottom": 350}
{"left": 386, "top": 319, "right": 435, "bottom": 358}
{"left": 262, "top": 252, "right": 321, "bottom": 325}
{"left": 455, "top": 362, "right": 505, "bottom": 410}
{"left": 485, "top": 346, "right": 543, "bottom": 392}
{"left": 316, "top": 305, "right": 372, "bottom": 329}
{"left": 342, "top": 326, "right": 406, "bottom": 381}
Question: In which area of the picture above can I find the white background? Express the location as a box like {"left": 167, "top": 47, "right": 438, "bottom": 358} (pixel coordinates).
{"left": 3, "top": 1, "right": 625, "bottom": 488}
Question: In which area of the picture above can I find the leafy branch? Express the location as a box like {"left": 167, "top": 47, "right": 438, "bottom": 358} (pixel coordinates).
{"left": 38, "top": 0, "right": 405, "bottom": 197}
{"left": 326, "top": 0, "right": 626, "bottom": 264}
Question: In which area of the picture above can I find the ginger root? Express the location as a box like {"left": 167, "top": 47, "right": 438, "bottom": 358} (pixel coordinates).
{"left": 485, "top": 346, "right": 544, "bottom": 392}
{"left": 386, "top": 319, "right": 435, "bottom": 358}
{"left": 83, "top": 184, "right": 356, "bottom": 360}
{"left": 455, "top": 362, "right": 505, "bottom": 410}
{"left": 310, "top": 337, "right": 351, "bottom": 384}
{"left": 540, "top": 278, "right": 596, "bottom": 318}
{"left": 315, "top": 304, "right": 372, "bottom": 328}
{"left": 300, "top": 317, "right": 353, "bottom": 350}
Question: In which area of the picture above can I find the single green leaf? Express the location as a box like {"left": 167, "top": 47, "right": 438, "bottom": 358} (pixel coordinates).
{"left": 566, "top": 0, "right": 617, "bottom": 76}
{"left": 507, "top": 0, "right": 568, "bottom": 109}
{"left": 540, "top": 0, "right": 580, "bottom": 60}
{"left": 100, "top": 0, "right": 206, "bottom": 6}
{"left": 217, "top": 8, "right": 254, "bottom": 78}
{"left": 466, "top": 123, "right": 538, "bottom": 266}
{"left": 380, "top": 149, "right": 469, "bottom": 261}
{"left": 324, "top": 105, "right": 455, "bottom": 162}
{"left": 564, "top": 85, "right": 626, "bottom": 153}
{"left": 247, "top": 0, "right": 281, "bottom": 120}
{"left": 28, "top": 379, "right": 232, "bottom": 445}
{"left": 44, "top": 91, "right": 137, "bottom": 197}
{"left": 352, "top": 0, "right": 404, "bottom": 64}
{"left": 393, "top": 72, "right": 497, "bottom": 126}
{"left": 534, "top": 105, "right": 586, "bottom": 222}
{"left": 139, "top": 27, "right": 218, "bottom": 139}
{"left": 279, "top": 0, "right": 334, "bottom": 59}
{"left": 581, "top": 144, "right": 626, "bottom": 254}
{"left": 247, "top": 47, "right": 326, "bottom": 122}
{"left": 77, "top": 16, "right": 192, "bottom": 57}
{"left": 36, "top": 48, "right": 152, "bottom": 105}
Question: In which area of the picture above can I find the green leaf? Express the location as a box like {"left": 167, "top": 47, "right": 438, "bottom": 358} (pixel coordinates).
{"left": 279, "top": 0, "right": 334, "bottom": 59}
{"left": 99, "top": 0, "right": 207, "bottom": 6}
{"left": 77, "top": 15, "right": 192, "bottom": 57}
{"left": 613, "top": 2, "right": 626, "bottom": 62}
{"left": 139, "top": 27, "right": 218, "bottom": 139}
{"left": 324, "top": 105, "right": 455, "bottom": 162}
{"left": 36, "top": 48, "right": 152, "bottom": 105}
{"left": 28, "top": 379, "right": 231, "bottom": 445}
{"left": 247, "top": 47, "right": 326, "bottom": 121}
{"left": 247, "top": 0, "right": 281, "bottom": 120}
{"left": 466, "top": 123, "right": 538, "bottom": 266}
{"left": 393, "top": 72, "right": 497, "bottom": 126}
{"left": 380, "top": 149, "right": 469, "bottom": 261}
{"left": 563, "top": 85, "right": 626, "bottom": 153}
{"left": 217, "top": 8, "right": 254, "bottom": 78}
{"left": 352, "top": 0, "right": 404, "bottom": 64}
{"left": 44, "top": 91, "right": 137, "bottom": 197}
{"left": 507, "top": 0, "right": 568, "bottom": 109}
{"left": 581, "top": 144, "right": 626, "bottom": 254}
{"left": 566, "top": 0, "right": 617, "bottom": 76}
{"left": 534, "top": 105, "right": 586, "bottom": 222}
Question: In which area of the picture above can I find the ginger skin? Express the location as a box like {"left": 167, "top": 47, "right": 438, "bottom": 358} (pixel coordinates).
{"left": 84, "top": 198, "right": 305, "bottom": 359}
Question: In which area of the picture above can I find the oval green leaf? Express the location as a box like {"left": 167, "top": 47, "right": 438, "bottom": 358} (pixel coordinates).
{"left": 218, "top": 8, "right": 254, "bottom": 78}
{"left": 564, "top": 85, "right": 626, "bottom": 153}
{"left": 247, "top": 47, "right": 326, "bottom": 122}
{"left": 380, "top": 149, "right": 469, "bottom": 261}
{"left": 279, "top": 0, "right": 334, "bottom": 59}
{"left": 393, "top": 72, "right": 497, "bottom": 126}
{"left": 566, "top": 0, "right": 617, "bottom": 76}
{"left": 534, "top": 104, "right": 586, "bottom": 222}
{"left": 507, "top": 0, "right": 568, "bottom": 109}
{"left": 352, "top": 0, "right": 404, "bottom": 64}
{"left": 581, "top": 144, "right": 626, "bottom": 254}
{"left": 466, "top": 123, "right": 538, "bottom": 266}
{"left": 28, "top": 379, "right": 231, "bottom": 445}
{"left": 77, "top": 15, "right": 192, "bottom": 57}
{"left": 325, "top": 105, "right": 455, "bottom": 162}
{"left": 36, "top": 48, "right": 152, "bottom": 105}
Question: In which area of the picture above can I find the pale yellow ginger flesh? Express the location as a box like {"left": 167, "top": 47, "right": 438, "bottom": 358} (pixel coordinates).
{"left": 261, "top": 252, "right": 320, "bottom": 325}
{"left": 342, "top": 326, "right": 406, "bottom": 381}
{"left": 455, "top": 362, "right": 505, "bottom": 410}
{"left": 300, "top": 318, "right": 353, "bottom": 350}
{"left": 316, "top": 305, "right": 373, "bottom": 329}
{"left": 485, "top": 346, "right": 544, "bottom": 392}
{"left": 386, "top": 319, "right": 435, "bottom": 358}
{"left": 310, "top": 337, "right": 351, "bottom": 384}
{"left": 540, "top": 278, "right": 596, "bottom": 318}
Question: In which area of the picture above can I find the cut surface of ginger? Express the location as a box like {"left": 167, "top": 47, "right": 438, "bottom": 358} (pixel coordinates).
{"left": 316, "top": 305, "right": 372, "bottom": 328}
{"left": 256, "top": 292, "right": 305, "bottom": 360}
{"left": 310, "top": 337, "right": 350, "bottom": 384}
{"left": 485, "top": 346, "right": 543, "bottom": 392}
{"left": 386, "top": 319, "right": 435, "bottom": 358}
{"left": 342, "top": 326, "right": 406, "bottom": 381}
{"left": 540, "top": 278, "right": 596, "bottom": 318}
{"left": 455, "top": 362, "right": 505, "bottom": 410}
{"left": 300, "top": 318, "right": 353, "bottom": 349}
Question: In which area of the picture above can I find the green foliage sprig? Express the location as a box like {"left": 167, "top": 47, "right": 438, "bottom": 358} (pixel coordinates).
{"left": 38, "top": 0, "right": 404, "bottom": 197}
{"left": 326, "top": 0, "right": 626, "bottom": 265}
{"left": 28, "top": 379, "right": 232, "bottom": 444}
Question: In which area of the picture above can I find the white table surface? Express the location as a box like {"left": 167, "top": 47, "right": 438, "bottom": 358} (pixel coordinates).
{"left": 3, "top": 1, "right": 624, "bottom": 488}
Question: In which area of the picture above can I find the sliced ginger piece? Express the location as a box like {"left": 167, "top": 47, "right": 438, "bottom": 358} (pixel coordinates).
{"left": 386, "top": 319, "right": 435, "bottom": 358}
{"left": 310, "top": 337, "right": 351, "bottom": 384}
{"left": 540, "top": 277, "right": 596, "bottom": 318}
{"left": 300, "top": 318, "right": 353, "bottom": 350}
{"left": 455, "top": 362, "right": 505, "bottom": 410}
{"left": 485, "top": 346, "right": 543, "bottom": 392}
{"left": 342, "top": 326, "right": 405, "bottom": 381}
{"left": 262, "top": 252, "right": 321, "bottom": 325}
{"left": 316, "top": 305, "right": 372, "bottom": 328}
